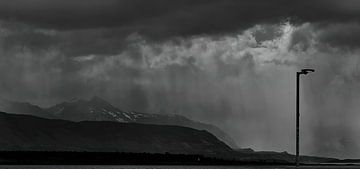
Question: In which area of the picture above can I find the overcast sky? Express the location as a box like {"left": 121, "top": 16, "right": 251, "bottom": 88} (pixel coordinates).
{"left": 1, "top": 0, "right": 360, "bottom": 158}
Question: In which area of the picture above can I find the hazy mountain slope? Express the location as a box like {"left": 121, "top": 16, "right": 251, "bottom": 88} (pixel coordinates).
{"left": 0, "top": 97, "right": 237, "bottom": 148}
{"left": 133, "top": 113, "right": 238, "bottom": 148}
{"left": 0, "top": 112, "right": 232, "bottom": 154}
{"left": 45, "top": 97, "right": 238, "bottom": 148}
{"left": 0, "top": 99, "right": 54, "bottom": 119}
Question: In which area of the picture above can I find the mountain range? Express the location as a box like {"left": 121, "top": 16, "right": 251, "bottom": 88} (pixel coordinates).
{"left": 0, "top": 97, "right": 237, "bottom": 148}
{"left": 0, "top": 98, "right": 341, "bottom": 164}
{"left": 0, "top": 111, "right": 337, "bottom": 164}
{"left": 0, "top": 111, "right": 231, "bottom": 154}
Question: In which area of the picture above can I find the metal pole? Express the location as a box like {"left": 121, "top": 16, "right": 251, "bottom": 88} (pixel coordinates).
{"left": 295, "top": 69, "right": 314, "bottom": 167}
{"left": 296, "top": 72, "right": 300, "bottom": 167}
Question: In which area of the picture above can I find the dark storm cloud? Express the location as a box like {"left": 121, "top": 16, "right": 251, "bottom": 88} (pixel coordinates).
{"left": 288, "top": 22, "right": 360, "bottom": 50}
{"left": 315, "top": 23, "right": 360, "bottom": 49}
{"left": 0, "top": 0, "right": 360, "bottom": 39}
{"left": 2, "top": 0, "right": 360, "bottom": 57}
{"left": 0, "top": 21, "right": 131, "bottom": 57}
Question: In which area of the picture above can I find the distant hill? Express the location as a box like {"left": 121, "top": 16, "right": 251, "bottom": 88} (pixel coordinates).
{"left": 0, "top": 111, "right": 232, "bottom": 154}
{"left": 0, "top": 99, "right": 54, "bottom": 119}
{"left": 0, "top": 97, "right": 237, "bottom": 148}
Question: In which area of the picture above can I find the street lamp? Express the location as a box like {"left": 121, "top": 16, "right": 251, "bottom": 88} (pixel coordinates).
{"left": 296, "top": 69, "right": 315, "bottom": 167}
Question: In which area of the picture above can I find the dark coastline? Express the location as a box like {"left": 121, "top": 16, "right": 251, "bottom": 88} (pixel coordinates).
{"left": 0, "top": 151, "right": 292, "bottom": 165}
{"left": 2, "top": 151, "right": 359, "bottom": 167}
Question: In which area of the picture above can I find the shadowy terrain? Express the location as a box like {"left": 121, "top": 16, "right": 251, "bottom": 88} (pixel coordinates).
{"left": 0, "top": 111, "right": 231, "bottom": 154}
{"left": 0, "top": 151, "right": 287, "bottom": 165}
{"left": 0, "top": 151, "right": 353, "bottom": 166}
{"left": 0, "top": 97, "right": 238, "bottom": 148}
{"left": 0, "top": 111, "right": 345, "bottom": 165}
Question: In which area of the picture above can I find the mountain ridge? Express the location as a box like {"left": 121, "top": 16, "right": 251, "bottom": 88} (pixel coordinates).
{"left": 0, "top": 97, "right": 238, "bottom": 148}
{"left": 0, "top": 111, "right": 232, "bottom": 154}
{"left": 0, "top": 111, "right": 339, "bottom": 164}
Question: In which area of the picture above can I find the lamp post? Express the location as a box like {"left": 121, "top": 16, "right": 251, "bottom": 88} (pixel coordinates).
{"left": 296, "top": 69, "right": 315, "bottom": 167}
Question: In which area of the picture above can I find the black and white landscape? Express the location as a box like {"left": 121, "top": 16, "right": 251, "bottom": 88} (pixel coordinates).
{"left": 0, "top": 0, "right": 360, "bottom": 167}
{"left": 0, "top": 97, "right": 353, "bottom": 165}
{"left": 0, "top": 100, "right": 339, "bottom": 165}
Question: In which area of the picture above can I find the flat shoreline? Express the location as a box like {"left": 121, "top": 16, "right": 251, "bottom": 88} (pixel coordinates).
{"left": 0, "top": 165, "right": 360, "bottom": 169}
{"left": 0, "top": 151, "right": 357, "bottom": 167}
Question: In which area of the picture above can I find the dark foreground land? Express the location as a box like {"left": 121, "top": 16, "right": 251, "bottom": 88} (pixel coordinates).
{"left": 1, "top": 165, "right": 360, "bottom": 169}
{"left": 0, "top": 151, "right": 290, "bottom": 165}
{"left": 0, "top": 151, "right": 359, "bottom": 168}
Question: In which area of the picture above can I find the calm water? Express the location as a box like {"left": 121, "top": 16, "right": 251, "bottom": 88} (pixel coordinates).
{"left": 0, "top": 166, "right": 359, "bottom": 169}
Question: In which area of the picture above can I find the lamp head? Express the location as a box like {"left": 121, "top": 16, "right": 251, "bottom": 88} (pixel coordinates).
{"left": 300, "top": 69, "right": 315, "bottom": 75}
